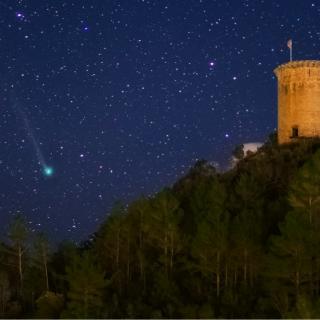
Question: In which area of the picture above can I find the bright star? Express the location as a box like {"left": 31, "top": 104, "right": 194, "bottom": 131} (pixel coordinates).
{"left": 208, "top": 61, "right": 216, "bottom": 69}
{"left": 15, "top": 12, "right": 25, "bottom": 21}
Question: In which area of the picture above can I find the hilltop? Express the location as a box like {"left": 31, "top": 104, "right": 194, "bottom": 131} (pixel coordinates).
{"left": 3, "top": 135, "right": 320, "bottom": 318}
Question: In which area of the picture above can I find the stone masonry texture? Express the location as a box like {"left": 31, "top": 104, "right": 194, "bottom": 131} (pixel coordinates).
{"left": 274, "top": 60, "right": 320, "bottom": 144}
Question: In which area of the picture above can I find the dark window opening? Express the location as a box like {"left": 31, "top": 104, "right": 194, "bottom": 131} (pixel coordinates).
{"left": 292, "top": 127, "right": 299, "bottom": 138}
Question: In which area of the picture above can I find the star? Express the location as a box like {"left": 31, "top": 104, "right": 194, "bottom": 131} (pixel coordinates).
{"left": 0, "top": 0, "right": 313, "bottom": 243}
{"left": 208, "top": 61, "right": 216, "bottom": 69}
{"left": 15, "top": 12, "right": 26, "bottom": 21}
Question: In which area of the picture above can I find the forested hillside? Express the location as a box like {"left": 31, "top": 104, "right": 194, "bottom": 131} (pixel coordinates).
{"left": 2, "top": 135, "right": 320, "bottom": 318}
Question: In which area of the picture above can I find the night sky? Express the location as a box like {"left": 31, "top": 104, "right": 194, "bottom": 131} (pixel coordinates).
{"left": 0, "top": 0, "right": 319, "bottom": 241}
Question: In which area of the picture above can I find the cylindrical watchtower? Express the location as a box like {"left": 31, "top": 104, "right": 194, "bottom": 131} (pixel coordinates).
{"left": 274, "top": 60, "right": 320, "bottom": 144}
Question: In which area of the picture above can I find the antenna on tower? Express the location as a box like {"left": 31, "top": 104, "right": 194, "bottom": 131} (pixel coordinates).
{"left": 287, "top": 39, "right": 293, "bottom": 62}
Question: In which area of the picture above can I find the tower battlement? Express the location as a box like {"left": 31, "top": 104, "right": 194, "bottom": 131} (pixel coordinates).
{"left": 274, "top": 60, "right": 320, "bottom": 144}
{"left": 275, "top": 60, "right": 320, "bottom": 73}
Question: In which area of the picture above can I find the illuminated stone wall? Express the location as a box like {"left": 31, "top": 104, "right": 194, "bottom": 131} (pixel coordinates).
{"left": 274, "top": 60, "right": 320, "bottom": 144}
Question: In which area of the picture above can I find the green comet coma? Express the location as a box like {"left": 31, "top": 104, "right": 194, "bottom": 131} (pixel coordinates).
{"left": 43, "top": 166, "right": 54, "bottom": 177}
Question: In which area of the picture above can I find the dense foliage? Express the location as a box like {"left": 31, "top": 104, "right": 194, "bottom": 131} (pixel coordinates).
{"left": 2, "top": 136, "right": 320, "bottom": 318}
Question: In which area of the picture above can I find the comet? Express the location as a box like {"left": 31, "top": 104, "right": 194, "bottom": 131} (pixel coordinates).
{"left": 43, "top": 166, "right": 54, "bottom": 177}
{"left": 12, "top": 98, "right": 55, "bottom": 178}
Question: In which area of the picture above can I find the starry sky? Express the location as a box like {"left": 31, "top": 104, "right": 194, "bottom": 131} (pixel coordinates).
{"left": 0, "top": 0, "right": 319, "bottom": 241}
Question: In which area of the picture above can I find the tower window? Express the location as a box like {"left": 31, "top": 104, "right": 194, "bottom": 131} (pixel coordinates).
{"left": 292, "top": 127, "right": 299, "bottom": 138}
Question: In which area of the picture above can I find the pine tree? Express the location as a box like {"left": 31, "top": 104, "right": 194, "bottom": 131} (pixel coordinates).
{"left": 126, "top": 197, "right": 151, "bottom": 292}
{"left": 62, "top": 252, "right": 107, "bottom": 318}
{"left": 95, "top": 202, "right": 127, "bottom": 293}
{"left": 284, "top": 150, "right": 320, "bottom": 299}
{"left": 33, "top": 233, "right": 50, "bottom": 292}
{"left": 268, "top": 211, "right": 312, "bottom": 300}
{"left": 231, "top": 174, "right": 264, "bottom": 288}
{"left": 148, "top": 189, "right": 182, "bottom": 277}
{"left": 289, "top": 150, "right": 320, "bottom": 225}
{"left": 6, "top": 215, "right": 28, "bottom": 299}
{"left": 191, "top": 178, "right": 228, "bottom": 297}
{"left": 0, "top": 270, "right": 10, "bottom": 315}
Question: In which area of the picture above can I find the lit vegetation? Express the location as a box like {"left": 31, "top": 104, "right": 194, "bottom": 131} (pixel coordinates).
{"left": 2, "top": 135, "right": 320, "bottom": 318}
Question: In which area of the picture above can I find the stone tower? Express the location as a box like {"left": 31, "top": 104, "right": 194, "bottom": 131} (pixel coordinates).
{"left": 274, "top": 60, "right": 320, "bottom": 144}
